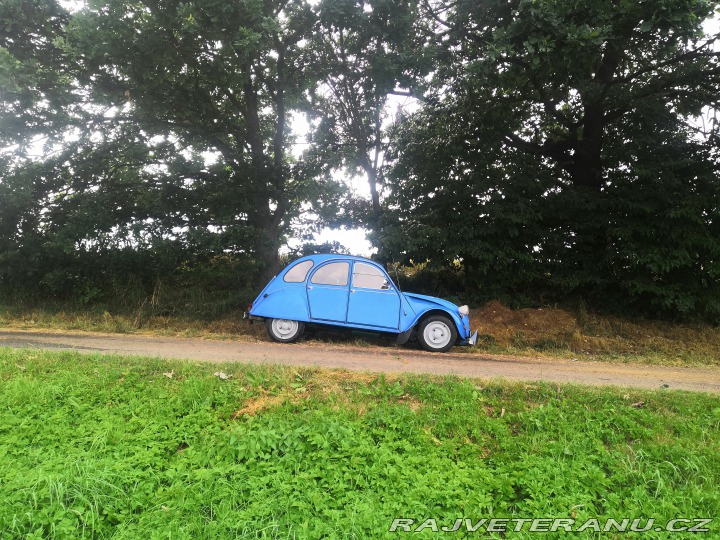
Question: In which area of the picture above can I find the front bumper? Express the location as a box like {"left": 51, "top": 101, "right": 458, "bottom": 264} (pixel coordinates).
{"left": 459, "top": 329, "right": 478, "bottom": 346}
{"left": 458, "top": 312, "right": 477, "bottom": 346}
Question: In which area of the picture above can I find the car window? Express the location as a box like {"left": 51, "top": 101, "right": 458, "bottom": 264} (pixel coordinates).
{"left": 310, "top": 261, "right": 349, "bottom": 286}
{"left": 352, "top": 262, "right": 391, "bottom": 290}
{"left": 283, "top": 260, "right": 313, "bottom": 283}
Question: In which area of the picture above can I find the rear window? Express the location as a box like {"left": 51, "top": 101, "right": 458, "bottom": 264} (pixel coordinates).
{"left": 283, "top": 260, "right": 313, "bottom": 283}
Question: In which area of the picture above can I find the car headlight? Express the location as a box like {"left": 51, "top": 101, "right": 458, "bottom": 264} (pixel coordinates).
{"left": 458, "top": 305, "right": 469, "bottom": 316}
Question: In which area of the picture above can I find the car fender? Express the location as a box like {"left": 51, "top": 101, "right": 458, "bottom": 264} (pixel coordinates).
{"left": 249, "top": 285, "right": 310, "bottom": 322}
{"left": 401, "top": 293, "right": 470, "bottom": 339}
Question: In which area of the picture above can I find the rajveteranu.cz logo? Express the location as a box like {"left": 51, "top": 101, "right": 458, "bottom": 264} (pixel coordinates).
{"left": 388, "top": 517, "right": 715, "bottom": 533}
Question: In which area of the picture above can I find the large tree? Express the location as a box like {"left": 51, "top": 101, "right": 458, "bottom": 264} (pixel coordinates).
{"left": 306, "top": 0, "right": 429, "bottom": 223}
{"left": 66, "top": 0, "right": 326, "bottom": 279}
{"left": 1, "top": 0, "right": 350, "bottom": 298}
{"left": 383, "top": 0, "right": 720, "bottom": 317}
{"left": 0, "top": 0, "right": 81, "bottom": 290}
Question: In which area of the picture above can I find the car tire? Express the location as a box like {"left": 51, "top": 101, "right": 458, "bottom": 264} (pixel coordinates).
{"left": 266, "top": 318, "right": 304, "bottom": 343}
{"left": 417, "top": 315, "right": 457, "bottom": 353}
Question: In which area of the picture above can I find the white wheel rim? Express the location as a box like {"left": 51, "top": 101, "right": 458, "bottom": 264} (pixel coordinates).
{"left": 272, "top": 319, "right": 298, "bottom": 339}
{"left": 423, "top": 321, "right": 452, "bottom": 349}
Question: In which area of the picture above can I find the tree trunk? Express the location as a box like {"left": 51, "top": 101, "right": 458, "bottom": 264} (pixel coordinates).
{"left": 257, "top": 232, "right": 281, "bottom": 284}
{"left": 370, "top": 92, "right": 382, "bottom": 218}
{"left": 242, "top": 62, "right": 285, "bottom": 285}
{"left": 571, "top": 102, "right": 604, "bottom": 191}
{"left": 366, "top": 163, "right": 381, "bottom": 218}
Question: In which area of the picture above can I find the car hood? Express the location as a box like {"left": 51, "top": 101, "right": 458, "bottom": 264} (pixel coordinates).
{"left": 402, "top": 292, "right": 460, "bottom": 315}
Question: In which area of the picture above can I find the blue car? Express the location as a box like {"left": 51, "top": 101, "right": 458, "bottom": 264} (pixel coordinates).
{"left": 246, "top": 254, "right": 478, "bottom": 353}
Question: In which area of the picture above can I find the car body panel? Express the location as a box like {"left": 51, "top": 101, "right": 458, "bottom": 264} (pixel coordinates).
{"left": 306, "top": 260, "right": 351, "bottom": 322}
{"left": 248, "top": 254, "right": 476, "bottom": 346}
{"left": 347, "top": 287, "right": 401, "bottom": 330}
{"left": 249, "top": 284, "right": 309, "bottom": 321}
{"left": 401, "top": 292, "right": 471, "bottom": 340}
{"left": 307, "top": 284, "right": 349, "bottom": 322}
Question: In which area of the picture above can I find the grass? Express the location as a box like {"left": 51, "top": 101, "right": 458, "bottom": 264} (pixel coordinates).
{"left": 466, "top": 301, "right": 720, "bottom": 367}
{"left": 2, "top": 300, "right": 720, "bottom": 367}
{"left": 0, "top": 348, "right": 718, "bottom": 539}
{"left": 0, "top": 304, "right": 265, "bottom": 340}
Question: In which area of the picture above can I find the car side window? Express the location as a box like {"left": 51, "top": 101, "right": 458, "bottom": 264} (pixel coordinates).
{"left": 283, "top": 260, "right": 313, "bottom": 283}
{"left": 310, "top": 262, "right": 349, "bottom": 286}
{"left": 352, "top": 262, "right": 391, "bottom": 290}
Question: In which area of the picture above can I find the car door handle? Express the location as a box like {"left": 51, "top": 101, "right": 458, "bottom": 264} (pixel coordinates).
{"left": 350, "top": 289, "right": 356, "bottom": 293}
{"left": 307, "top": 286, "right": 313, "bottom": 290}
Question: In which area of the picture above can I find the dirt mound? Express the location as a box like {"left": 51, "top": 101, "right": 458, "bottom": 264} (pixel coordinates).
{"left": 473, "top": 301, "right": 516, "bottom": 327}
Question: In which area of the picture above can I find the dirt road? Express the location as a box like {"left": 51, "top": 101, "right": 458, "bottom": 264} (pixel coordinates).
{"left": 1, "top": 329, "right": 719, "bottom": 393}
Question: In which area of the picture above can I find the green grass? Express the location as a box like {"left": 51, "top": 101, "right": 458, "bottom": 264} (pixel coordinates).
{"left": 0, "top": 349, "right": 718, "bottom": 539}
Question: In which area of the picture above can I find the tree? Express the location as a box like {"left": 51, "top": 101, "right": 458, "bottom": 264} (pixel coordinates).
{"left": 1, "top": 0, "right": 352, "bottom": 300}
{"left": 380, "top": 98, "right": 557, "bottom": 303}
{"left": 383, "top": 0, "right": 720, "bottom": 317}
{"left": 432, "top": 0, "right": 720, "bottom": 190}
{"left": 0, "top": 0, "right": 75, "bottom": 148}
{"left": 67, "top": 0, "right": 324, "bottom": 280}
{"left": 307, "top": 0, "right": 428, "bottom": 223}
{"left": 0, "top": 0, "right": 78, "bottom": 291}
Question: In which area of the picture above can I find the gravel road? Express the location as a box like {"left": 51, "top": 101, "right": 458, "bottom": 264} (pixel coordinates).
{"left": 1, "top": 329, "right": 718, "bottom": 393}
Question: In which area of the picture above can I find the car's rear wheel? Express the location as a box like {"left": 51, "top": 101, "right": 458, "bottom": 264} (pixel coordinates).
{"left": 266, "top": 318, "right": 304, "bottom": 343}
{"left": 418, "top": 315, "right": 457, "bottom": 353}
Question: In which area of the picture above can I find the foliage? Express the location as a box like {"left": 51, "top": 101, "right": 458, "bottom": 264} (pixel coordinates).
{"left": 70, "top": 0, "right": 325, "bottom": 276}
{"left": 379, "top": 106, "right": 554, "bottom": 305}
{"left": 306, "top": 0, "right": 429, "bottom": 222}
{"left": 0, "top": 349, "right": 719, "bottom": 538}
{"left": 0, "top": 0, "right": 346, "bottom": 296}
{"left": 1, "top": 0, "right": 720, "bottom": 321}
{"left": 380, "top": 0, "right": 720, "bottom": 320}
{"left": 0, "top": 0, "right": 75, "bottom": 146}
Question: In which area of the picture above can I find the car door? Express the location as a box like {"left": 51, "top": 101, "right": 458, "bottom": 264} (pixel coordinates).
{"left": 346, "top": 262, "right": 401, "bottom": 330}
{"left": 306, "top": 261, "right": 350, "bottom": 323}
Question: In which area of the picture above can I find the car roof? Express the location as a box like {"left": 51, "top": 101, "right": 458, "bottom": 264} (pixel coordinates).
{"left": 290, "top": 253, "right": 380, "bottom": 265}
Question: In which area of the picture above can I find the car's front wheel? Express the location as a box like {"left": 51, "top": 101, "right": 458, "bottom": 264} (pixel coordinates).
{"left": 418, "top": 315, "right": 457, "bottom": 353}
{"left": 266, "top": 318, "right": 304, "bottom": 343}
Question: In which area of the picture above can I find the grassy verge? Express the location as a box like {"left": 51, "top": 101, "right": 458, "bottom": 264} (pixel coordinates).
{"left": 467, "top": 301, "right": 720, "bottom": 367}
{"left": 1, "top": 348, "right": 718, "bottom": 539}
{"left": 0, "top": 304, "right": 265, "bottom": 340}
{"left": 1, "top": 301, "right": 720, "bottom": 367}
